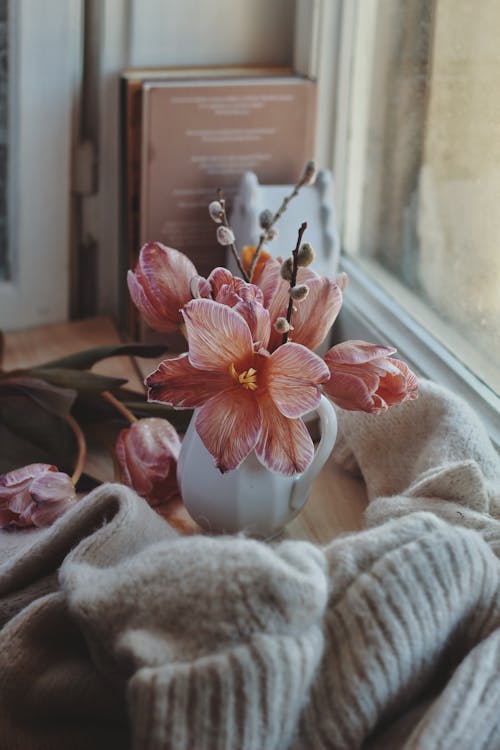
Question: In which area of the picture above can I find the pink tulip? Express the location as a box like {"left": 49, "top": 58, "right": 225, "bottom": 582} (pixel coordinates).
{"left": 251, "top": 255, "right": 344, "bottom": 351}
{"left": 127, "top": 242, "right": 198, "bottom": 333}
{"left": 0, "top": 464, "right": 77, "bottom": 529}
{"left": 323, "top": 340, "right": 418, "bottom": 413}
{"left": 116, "top": 418, "right": 182, "bottom": 508}
{"left": 146, "top": 299, "right": 330, "bottom": 475}
{"left": 203, "top": 267, "right": 271, "bottom": 346}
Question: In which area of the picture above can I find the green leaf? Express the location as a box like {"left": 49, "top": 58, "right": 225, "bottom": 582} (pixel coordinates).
{"left": 0, "top": 396, "right": 76, "bottom": 472}
{"left": 0, "top": 424, "right": 54, "bottom": 473}
{"left": 39, "top": 343, "right": 168, "bottom": 370}
{"left": 69, "top": 389, "right": 192, "bottom": 433}
{"left": 121, "top": 402, "right": 193, "bottom": 431}
{"left": 29, "top": 368, "right": 127, "bottom": 394}
{"left": 0, "top": 376, "right": 76, "bottom": 416}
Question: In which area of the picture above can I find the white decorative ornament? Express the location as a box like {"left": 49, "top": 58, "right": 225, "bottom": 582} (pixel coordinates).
{"left": 228, "top": 170, "right": 340, "bottom": 278}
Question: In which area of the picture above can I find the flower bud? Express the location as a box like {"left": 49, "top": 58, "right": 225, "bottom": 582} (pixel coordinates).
{"left": 259, "top": 209, "right": 273, "bottom": 229}
{"left": 324, "top": 341, "right": 418, "bottom": 413}
{"left": 0, "top": 464, "right": 77, "bottom": 528}
{"left": 208, "top": 200, "right": 224, "bottom": 223}
{"left": 297, "top": 242, "right": 315, "bottom": 267}
{"left": 265, "top": 227, "right": 278, "bottom": 242}
{"left": 116, "top": 418, "right": 181, "bottom": 510}
{"left": 128, "top": 242, "right": 197, "bottom": 333}
{"left": 290, "top": 284, "right": 310, "bottom": 301}
{"left": 280, "top": 257, "right": 294, "bottom": 281}
{"left": 300, "top": 160, "right": 317, "bottom": 186}
{"left": 273, "top": 317, "right": 292, "bottom": 334}
{"left": 216, "top": 225, "right": 235, "bottom": 246}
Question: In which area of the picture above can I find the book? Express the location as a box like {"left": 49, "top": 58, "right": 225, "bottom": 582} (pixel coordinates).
{"left": 120, "top": 67, "right": 317, "bottom": 340}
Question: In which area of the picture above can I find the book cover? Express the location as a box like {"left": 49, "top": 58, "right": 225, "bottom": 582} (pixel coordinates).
{"left": 121, "top": 70, "right": 317, "bottom": 340}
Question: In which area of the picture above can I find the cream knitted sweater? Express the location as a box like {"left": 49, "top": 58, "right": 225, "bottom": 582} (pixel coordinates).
{"left": 1, "top": 381, "right": 499, "bottom": 750}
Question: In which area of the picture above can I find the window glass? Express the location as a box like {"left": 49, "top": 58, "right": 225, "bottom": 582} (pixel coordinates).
{"left": 344, "top": 0, "right": 500, "bottom": 394}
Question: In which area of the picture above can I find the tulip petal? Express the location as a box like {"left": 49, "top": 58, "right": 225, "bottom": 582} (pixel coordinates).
{"left": 335, "top": 272, "right": 349, "bottom": 292}
{"left": 250, "top": 254, "right": 281, "bottom": 307}
{"left": 146, "top": 354, "right": 232, "bottom": 408}
{"left": 377, "top": 358, "right": 419, "bottom": 406}
{"left": 323, "top": 343, "right": 417, "bottom": 413}
{"left": 127, "top": 270, "right": 179, "bottom": 333}
{"left": 190, "top": 275, "right": 212, "bottom": 299}
{"left": 29, "top": 471, "right": 76, "bottom": 504}
{"left": 268, "top": 272, "right": 343, "bottom": 351}
{"left": 210, "top": 274, "right": 269, "bottom": 347}
{"left": 0, "top": 464, "right": 76, "bottom": 529}
{"left": 30, "top": 498, "right": 76, "bottom": 527}
{"left": 5, "top": 486, "right": 33, "bottom": 515}
{"left": 323, "top": 370, "right": 382, "bottom": 413}
{"left": 325, "top": 340, "right": 396, "bottom": 366}
{"left": 128, "top": 243, "right": 197, "bottom": 332}
{"left": 116, "top": 418, "right": 181, "bottom": 504}
{"left": 0, "top": 509, "right": 21, "bottom": 527}
{"left": 0, "top": 463, "right": 55, "bottom": 489}
{"left": 265, "top": 343, "right": 329, "bottom": 418}
{"left": 139, "top": 242, "right": 197, "bottom": 307}
{"left": 206, "top": 267, "right": 234, "bottom": 296}
{"left": 256, "top": 397, "right": 314, "bottom": 476}
{"left": 195, "top": 390, "right": 261, "bottom": 472}
{"left": 232, "top": 299, "right": 271, "bottom": 349}
{"left": 182, "top": 299, "right": 254, "bottom": 372}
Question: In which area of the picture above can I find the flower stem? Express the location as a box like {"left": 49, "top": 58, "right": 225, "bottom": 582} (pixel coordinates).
{"left": 101, "top": 390, "right": 138, "bottom": 424}
{"left": 216, "top": 189, "right": 250, "bottom": 282}
{"left": 282, "top": 222, "right": 308, "bottom": 345}
{"left": 66, "top": 413, "right": 87, "bottom": 486}
{"left": 109, "top": 447, "right": 123, "bottom": 483}
{"left": 248, "top": 171, "right": 311, "bottom": 282}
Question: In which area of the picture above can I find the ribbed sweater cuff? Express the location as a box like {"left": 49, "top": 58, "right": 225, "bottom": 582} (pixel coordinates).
{"left": 128, "top": 628, "right": 323, "bottom": 750}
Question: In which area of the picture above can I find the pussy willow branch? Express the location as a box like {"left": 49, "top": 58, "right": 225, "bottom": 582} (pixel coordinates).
{"left": 248, "top": 174, "right": 312, "bottom": 282}
{"left": 216, "top": 189, "right": 250, "bottom": 282}
{"left": 282, "top": 222, "right": 308, "bottom": 346}
{"left": 66, "top": 413, "right": 87, "bottom": 486}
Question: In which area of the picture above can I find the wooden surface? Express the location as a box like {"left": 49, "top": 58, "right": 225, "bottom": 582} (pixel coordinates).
{"left": 2, "top": 317, "right": 367, "bottom": 544}
{"left": 3, "top": 316, "right": 144, "bottom": 392}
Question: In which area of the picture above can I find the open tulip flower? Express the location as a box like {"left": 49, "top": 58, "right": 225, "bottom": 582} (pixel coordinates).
{"left": 323, "top": 340, "right": 419, "bottom": 413}
{"left": 146, "top": 299, "right": 330, "bottom": 475}
{"left": 0, "top": 464, "right": 77, "bottom": 529}
{"left": 194, "top": 266, "right": 271, "bottom": 347}
{"left": 129, "top": 243, "right": 344, "bottom": 354}
{"left": 249, "top": 253, "right": 344, "bottom": 352}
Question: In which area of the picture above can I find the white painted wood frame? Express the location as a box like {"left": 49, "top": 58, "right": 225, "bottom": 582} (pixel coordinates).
{"left": 294, "top": 0, "right": 500, "bottom": 445}
{"left": 0, "top": 0, "right": 82, "bottom": 331}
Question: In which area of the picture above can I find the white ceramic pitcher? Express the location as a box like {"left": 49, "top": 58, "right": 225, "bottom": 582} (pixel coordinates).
{"left": 177, "top": 395, "right": 337, "bottom": 538}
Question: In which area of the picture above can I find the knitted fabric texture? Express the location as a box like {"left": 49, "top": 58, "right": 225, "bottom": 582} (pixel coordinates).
{"left": 1, "top": 380, "right": 499, "bottom": 749}
{"left": 332, "top": 379, "right": 500, "bottom": 551}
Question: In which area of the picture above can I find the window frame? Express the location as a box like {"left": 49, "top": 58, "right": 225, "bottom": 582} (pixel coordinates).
{"left": 0, "top": 0, "right": 82, "bottom": 331}
{"left": 295, "top": 0, "right": 500, "bottom": 449}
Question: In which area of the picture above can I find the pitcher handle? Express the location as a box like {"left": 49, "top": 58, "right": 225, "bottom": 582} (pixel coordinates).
{"left": 290, "top": 395, "right": 337, "bottom": 511}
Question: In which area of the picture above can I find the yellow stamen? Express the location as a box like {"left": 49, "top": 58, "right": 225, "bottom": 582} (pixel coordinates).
{"left": 230, "top": 363, "right": 258, "bottom": 391}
